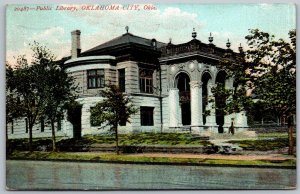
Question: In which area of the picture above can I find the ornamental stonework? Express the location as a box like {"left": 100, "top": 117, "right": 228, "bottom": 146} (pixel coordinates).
{"left": 189, "top": 81, "right": 202, "bottom": 88}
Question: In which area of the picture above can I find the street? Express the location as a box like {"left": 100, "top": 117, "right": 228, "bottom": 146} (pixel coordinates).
{"left": 6, "top": 160, "right": 296, "bottom": 190}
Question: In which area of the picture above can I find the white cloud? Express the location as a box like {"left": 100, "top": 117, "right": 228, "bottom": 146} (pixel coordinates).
{"left": 65, "top": 5, "right": 204, "bottom": 51}
{"left": 30, "top": 26, "right": 65, "bottom": 44}
{"left": 70, "top": 5, "right": 244, "bottom": 53}
{"left": 7, "top": 27, "right": 71, "bottom": 64}
{"left": 6, "top": 5, "right": 252, "bottom": 64}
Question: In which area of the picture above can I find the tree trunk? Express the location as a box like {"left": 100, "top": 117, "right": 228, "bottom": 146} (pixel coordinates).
{"left": 51, "top": 120, "right": 57, "bottom": 152}
{"left": 288, "top": 126, "right": 294, "bottom": 155}
{"left": 29, "top": 124, "right": 33, "bottom": 152}
{"left": 114, "top": 124, "right": 119, "bottom": 155}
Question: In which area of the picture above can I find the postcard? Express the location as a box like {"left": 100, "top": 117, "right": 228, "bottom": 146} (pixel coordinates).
{"left": 6, "top": 3, "right": 296, "bottom": 190}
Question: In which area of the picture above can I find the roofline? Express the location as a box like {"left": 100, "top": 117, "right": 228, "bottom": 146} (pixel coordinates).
{"left": 82, "top": 32, "right": 166, "bottom": 54}
{"left": 64, "top": 56, "right": 116, "bottom": 68}
{"left": 82, "top": 42, "right": 163, "bottom": 56}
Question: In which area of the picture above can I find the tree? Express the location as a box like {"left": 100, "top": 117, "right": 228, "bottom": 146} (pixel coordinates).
{"left": 9, "top": 53, "right": 48, "bottom": 151}
{"left": 7, "top": 41, "right": 76, "bottom": 152}
{"left": 6, "top": 63, "right": 17, "bottom": 137}
{"left": 214, "top": 29, "right": 296, "bottom": 154}
{"left": 90, "top": 85, "right": 137, "bottom": 154}
{"left": 39, "top": 44, "right": 77, "bottom": 152}
{"left": 211, "top": 44, "right": 253, "bottom": 133}
{"left": 6, "top": 63, "right": 25, "bottom": 152}
{"left": 244, "top": 29, "right": 296, "bottom": 155}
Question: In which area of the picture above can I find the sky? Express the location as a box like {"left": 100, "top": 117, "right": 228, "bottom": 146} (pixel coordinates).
{"left": 6, "top": 3, "right": 296, "bottom": 64}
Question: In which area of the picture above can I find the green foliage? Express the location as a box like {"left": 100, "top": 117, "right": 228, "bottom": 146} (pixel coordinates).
{"left": 6, "top": 63, "right": 25, "bottom": 123}
{"left": 7, "top": 138, "right": 53, "bottom": 152}
{"left": 245, "top": 29, "right": 296, "bottom": 118}
{"left": 212, "top": 29, "right": 296, "bottom": 126}
{"left": 83, "top": 132, "right": 212, "bottom": 146}
{"left": 211, "top": 54, "right": 253, "bottom": 116}
{"left": 228, "top": 136, "right": 296, "bottom": 151}
{"left": 43, "top": 57, "right": 77, "bottom": 124}
{"left": 90, "top": 84, "right": 137, "bottom": 129}
{"left": 6, "top": 41, "right": 77, "bottom": 151}
{"left": 90, "top": 84, "right": 137, "bottom": 154}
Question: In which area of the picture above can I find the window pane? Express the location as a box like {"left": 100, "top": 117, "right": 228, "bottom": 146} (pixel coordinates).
{"left": 87, "top": 69, "right": 105, "bottom": 88}
{"left": 119, "top": 69, "right": 125, "bottom": 92}
{"left": 97, "top": 77, "right": 101, "bottom": 87}
{"left": 140, "top": 107, "right": 154, "bottom": 126}
{"left": 139, "top": 69, "right": 154, "bottom": 93}
{"left": 100, "top": 77, "right": 105, "bottom": 88}
{"left": 92, "top": 78, "right": 96, "bottom": 88}
{"left": 88, "top": 70, "right": 96, "bottom": 75}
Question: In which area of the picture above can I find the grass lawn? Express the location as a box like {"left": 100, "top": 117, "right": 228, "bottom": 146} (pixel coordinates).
{"left": 7, "top": 132, "right": 296, "bottom": 153}
{"left": 257, "top": 132, "right": 295, "bottom": 139}
{"left": 8, "top": 151, "right": 296, "bottom": 168}
{"left": 7, "top": 132, "right": 212, "bottom": 152}
{"left": 83, "top": 132, "right": 211, "bottom": 146}
{"left": 228, "top": 133, "right": 296, "bottom": 151}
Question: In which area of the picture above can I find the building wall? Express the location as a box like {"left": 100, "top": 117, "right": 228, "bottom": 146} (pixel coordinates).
{"left": 8, "top": 53, "right": 249, "bottom": 139}
{"left": 76, "top": 96, "right": 111, "bottom": 136}
{"left": 66, "top": 62, "right": 116, "bottom": 97}
{"left": 116, "top": 61, "right": 139, "bottom": 94}
{"left": 7, "top": 117, "right": 69, "bottom": 139}
{"left": 125, "top": 95, "right": 161, "bottom": 133}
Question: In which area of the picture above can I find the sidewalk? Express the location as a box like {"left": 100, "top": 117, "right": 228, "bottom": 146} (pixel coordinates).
{"left": 129, "top": 152, "right": 295, "bottom": 161}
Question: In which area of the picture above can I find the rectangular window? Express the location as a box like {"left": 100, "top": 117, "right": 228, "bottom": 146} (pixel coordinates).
{"left": 11, "top": 120, "right": 14, "bottom": 134}
{"left": 140, "top": 107, "right": 154, "bottom": 126}
{"left": 139, "top": 69, "right": 153, "bottom": 93}
{"left": 41, "top": 118, "right": 44, "bottom": 132}
{"left": 57, "top": 116, "right": 61, "bottom": 131}
{"left": 118, "top": 69, "right": 125, "bottom": 92}
{"left": 87, "top": 69, "right": 105, "bottom": 89}
{"left": 25, "top": 118, "right": 28, "bottom": 133}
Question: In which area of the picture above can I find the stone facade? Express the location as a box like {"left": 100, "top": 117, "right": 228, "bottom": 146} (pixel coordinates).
{"left": 8, "top": 29, "right": 248, "bottom": 139}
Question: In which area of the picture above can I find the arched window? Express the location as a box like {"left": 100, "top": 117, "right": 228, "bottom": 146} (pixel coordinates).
{"left": 175, "top": 72, "right": 191, "bottom": 125}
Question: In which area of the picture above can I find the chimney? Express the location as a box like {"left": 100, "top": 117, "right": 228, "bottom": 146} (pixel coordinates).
{"left": 71, "top": 30, "right": 81, "bottom": 58}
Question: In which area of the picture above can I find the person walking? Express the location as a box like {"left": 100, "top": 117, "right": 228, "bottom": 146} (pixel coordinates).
{"left": 229, "top": 118, "right": 235, "bottom": 135}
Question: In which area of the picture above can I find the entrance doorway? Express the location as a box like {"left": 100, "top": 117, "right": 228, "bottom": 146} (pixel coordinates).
{"left": 175, "top": 72, "right": 191, "bottom": 125}
{"left": 67, "top": 103, "right": 82, "bottom": 139}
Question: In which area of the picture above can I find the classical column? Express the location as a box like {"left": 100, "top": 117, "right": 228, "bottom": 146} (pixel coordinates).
{"left": 205, "top": 82, "right": 217, "bottom": 126}
{"left": 190, "top": 81, "right": 203, "bottom": 133}
{"left": 169, "top": 88, "right": 181, "bottom": 128}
